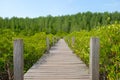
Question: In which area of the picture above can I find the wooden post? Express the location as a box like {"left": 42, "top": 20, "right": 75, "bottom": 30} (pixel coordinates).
{"left": 89, "top": 37, "right": 99, "bottom": 80}
{"left": 46, "top": 37, "right": 49, "bottom": 53}
{"left": 13, "top": 39, "right": 24, "bottom": 80}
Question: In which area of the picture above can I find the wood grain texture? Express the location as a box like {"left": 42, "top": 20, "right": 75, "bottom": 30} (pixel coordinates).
{"left": 24, "top": 39, "right": 90, "bottom": 80}
{"left": 13, "top": 39, "right": 24, "bottom": 80}
{"left": 89, "top": 37, "right": 99, "bottom": 80}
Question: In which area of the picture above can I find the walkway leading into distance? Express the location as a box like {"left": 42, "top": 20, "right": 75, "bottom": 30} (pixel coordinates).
{"left": 24, "top": 39, "right": 90, "bottom": 80}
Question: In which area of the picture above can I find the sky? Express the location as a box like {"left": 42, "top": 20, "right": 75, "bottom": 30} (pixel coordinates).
{"left": 0, "top": 0, "right": 120, "bottom": 18}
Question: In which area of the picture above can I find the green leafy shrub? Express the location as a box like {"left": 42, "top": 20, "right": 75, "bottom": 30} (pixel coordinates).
{"left": 0, "top": 29, "right": 55, "bottom": 80}
{"left": 65, "top": 24, "right": 120, "bottom": 80}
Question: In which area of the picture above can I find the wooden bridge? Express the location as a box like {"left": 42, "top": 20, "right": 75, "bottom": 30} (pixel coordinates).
{"left": 24, "top": 39, "right": 90, "bottom": 80}
{"left": 13, "top": 38, "right": 99, "bottom": 80}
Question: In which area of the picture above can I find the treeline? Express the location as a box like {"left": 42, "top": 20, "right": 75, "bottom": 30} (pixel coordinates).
{"left": 0, "top": 11, "right": 120, "bottom": 35}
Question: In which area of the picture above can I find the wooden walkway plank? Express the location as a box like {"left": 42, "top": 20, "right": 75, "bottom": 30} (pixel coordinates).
{"left": 24, "top": 39, "right": 90, "bottom": 80}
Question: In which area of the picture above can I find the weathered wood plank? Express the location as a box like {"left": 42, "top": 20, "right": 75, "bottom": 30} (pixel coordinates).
{"left": 24, "top": 78, "right": 90, "bottom": 80}
{"left": 13, "top": 39, "right": 24, "bottom": 80}
{"left": 24, "top": 39, "right": 90, "bottom": 80}
{"left": 89, "top": 37, "right": 99, "bottom": 80}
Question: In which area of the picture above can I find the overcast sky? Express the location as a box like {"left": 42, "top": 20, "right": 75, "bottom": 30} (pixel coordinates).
{"left": 0, "top": 0, "right": 120, "bottom": 18}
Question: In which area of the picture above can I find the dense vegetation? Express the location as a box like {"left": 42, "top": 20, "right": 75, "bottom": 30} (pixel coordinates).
{"left": 65, "top": 23, "right": 120, "bottom": 80}
{"left": 0, "top": 11, "right": 120, "bottom": 80}
{"left": 0, "top": 11, "right": 120, "bottom": 35}
{"left": 0, "top": 29, "right": 55, "bottom": 80}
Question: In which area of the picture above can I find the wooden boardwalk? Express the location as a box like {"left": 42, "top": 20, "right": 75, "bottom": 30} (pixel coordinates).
{"left": 24, "top": 39, "right": 90, "bottom": 80}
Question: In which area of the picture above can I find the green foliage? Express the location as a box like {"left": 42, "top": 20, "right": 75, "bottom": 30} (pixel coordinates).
{"left": 0, "top": 29, "right": 55, "bottom": 79}
{"left": 0, "top": 12, "right": 120, "bottom": 34}
{"left": 1, "top": 11, "right": 120, "bottom": 80}
{"left": 0, "top": 29, "right": 15, "bottom": 70}
{"left": 65, "top": 24, "right": 120, "bottom": 80}
{"left": 56, "top": 32, "right": 68, "bottom": 38}
{"left": 22, "top": 32, "right": 47, "bottom": 72}
{"left": 0, "top": 29, "right": 15, "bottom": 79}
